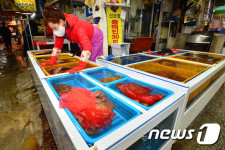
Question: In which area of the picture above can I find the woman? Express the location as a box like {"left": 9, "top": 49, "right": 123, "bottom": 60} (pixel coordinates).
{"left": 40, "top": 3, "right": 103, "bottom": 73}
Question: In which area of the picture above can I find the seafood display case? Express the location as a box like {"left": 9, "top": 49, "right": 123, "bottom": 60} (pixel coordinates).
{"left": 97, "top": 52, "right": 225, "bottom": 130}
{"left": 46, "top": 74, "right": 141, "bottom": 145}
{"left": 104, "top": 54, "right": 158, "bottom": 65}
{"left": 168, "top": 51, "right": 225, "bottom": 65}
{"left": 27, "top": 51, "right": 101, "bottom": 79}
{"left": 127, "top": 58, "right": 210, "bottom": 83}
{"left": 28, "top": 50, "right": 186, "bottom": 149}
{"left": 82, "top": 67, "right": 174, "bottom": 111}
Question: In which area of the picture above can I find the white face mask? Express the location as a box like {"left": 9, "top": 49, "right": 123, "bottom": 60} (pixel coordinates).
{"left": 53, "top": 25, "right": 65, "bottom": 37}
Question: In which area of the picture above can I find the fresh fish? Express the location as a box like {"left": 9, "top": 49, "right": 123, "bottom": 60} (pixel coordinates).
{"left": 99, "top": 75, "right": 123, "bottom": 83}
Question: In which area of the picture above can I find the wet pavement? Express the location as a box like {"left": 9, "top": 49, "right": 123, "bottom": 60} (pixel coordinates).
{"left": 0, "top": 42, "right": 56, "bottom": 150}
{"left": 0, "top": 41, "right": 224, "bottom": 150}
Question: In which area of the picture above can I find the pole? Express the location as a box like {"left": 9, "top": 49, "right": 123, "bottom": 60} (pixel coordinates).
{"left": 23, "top": 20, "right": 31, "bottom": 51}
{"left": 168, "top": 21, "right": 171, "bottom": 38}
{"left": 139, "top": 0, "right": 143, "bottom": 37}
{"left": 155, "top": 0, "right": 164, "bottom": 51}
{"left": 27, "top": 14, "right": 35, "bottom": 50}
{"left": 149, "top": 2, "right": 154, "bottom": 37}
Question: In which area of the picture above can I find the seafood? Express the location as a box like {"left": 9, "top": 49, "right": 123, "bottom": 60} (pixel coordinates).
{"left": 153, "top": 48, "right": 174, "bottom": 56}
{"left": 54, "top": 85, "right": 115, "bottom": 135}
{"left": 116, "top": 83, "right": 163, "bottom": 106}
{"left": 36, "top": 57, "right": 50, "bottom": 61}
{"left": 154, "top": 60, "right": 180, "bottom": 68}
{"left": 52, "top": 84, "right": 72, "bottom": 96}
{"left": 110, "top": 55, "right": 155, "bottom": 65}
{"left": 56, "top": 59, "right": 74, "bottom": 64}
{"left": 99, "top": 75, "right": 123, "bottom": 83}
{"left": 46, "top": 66, "right": 74, "bottom": 74}
{"left": 181, "top": 53, "right": 222, "bottom": 64}
{"left": 93, "top": 90, "right": 115, "bottom": 111}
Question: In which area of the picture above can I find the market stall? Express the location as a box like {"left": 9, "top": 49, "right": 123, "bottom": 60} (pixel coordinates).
{"left": 28, "top": 50, "right": 186, "bottom": 149}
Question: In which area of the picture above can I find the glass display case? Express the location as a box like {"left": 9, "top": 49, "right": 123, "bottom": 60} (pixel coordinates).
{"left": 127, "top": 58, "right": 210, "bottom": 83}
{"left": 106, "top": 54, "right": 157, "bottom": 65}
{"left": 168, "top": 51, "right": 225, "bottom": 65}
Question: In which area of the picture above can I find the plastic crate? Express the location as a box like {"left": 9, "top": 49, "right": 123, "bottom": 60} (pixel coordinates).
{"left": 107, "top": 54, "right": 157, "bottom": 65}
{"left": 46, "top": 75, "right": 141, "bottom": 144}
{"left": 46, "top": 74, "right": 97, "bottom": 99}
{"left": 107, "top": 78, "right": 174, "bottom": 110}
{"left": 127, "top": 59, "right": 210, "bottom": 83}
{"left": 42, "top": 62, "right": 99, "bottom": 76}
{"left": 82, "top": 67, "right": 129, "bottom": 86}
{"left": 168, "top": 52, "right": 225, "bottom": 65}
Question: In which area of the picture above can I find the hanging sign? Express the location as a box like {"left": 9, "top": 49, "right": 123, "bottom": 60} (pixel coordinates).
{"left": 86, "top": 6, "right": 93, "bottom": 23}
{"left": 106, "top": 0, "right": 123, "bottom": 46}
{"left": 189, "top": 0, "right": 202, "bottom": 5}
{"left": 1, "top": 0, "right": 37, "bottom": 12}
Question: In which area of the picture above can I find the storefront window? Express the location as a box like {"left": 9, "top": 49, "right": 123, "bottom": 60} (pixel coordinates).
{"left": 124, "top": 0, "right": 154, "bottom": 38}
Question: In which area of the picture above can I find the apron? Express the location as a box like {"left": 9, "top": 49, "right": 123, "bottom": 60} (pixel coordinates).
{"left": 78, "top": 26, "right": 103, "bottom": 62}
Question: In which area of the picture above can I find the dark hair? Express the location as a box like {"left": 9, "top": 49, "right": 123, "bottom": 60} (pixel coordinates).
{"left": 43, "top": 3, "right": 65, "bottom": 25}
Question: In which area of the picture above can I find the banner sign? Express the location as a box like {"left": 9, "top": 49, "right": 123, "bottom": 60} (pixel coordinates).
{"left": 189, "top": 0, "right": 202, "bottom": 5}
{"left": 1, "top": 0, "right": 37, "bottom": 12}
{"left": 106, "top": 0, "right": 123, "bottom": 46}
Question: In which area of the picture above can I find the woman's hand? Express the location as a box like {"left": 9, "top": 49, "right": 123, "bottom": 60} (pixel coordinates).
{"left": 66, "top": 60, "right": 87, "bottom": 73}
{"left": 40, "top": 56, "right": 57, "bottom": 66}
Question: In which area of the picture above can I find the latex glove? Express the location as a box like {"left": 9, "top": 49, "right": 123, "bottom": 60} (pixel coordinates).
{"left": 40, "top": 48, "right": 61, "bottom": 66}
{"left": 172, "top": 48, "right": 179, "bottom": 53}
{"left": 40, "top": 56, "right": 57, "bottom": 66}
{"left": 148, "top": 50, "right": 153, "bottom": 55}
{"left": 66, "top": 60, "right": 87, "bottom": 74}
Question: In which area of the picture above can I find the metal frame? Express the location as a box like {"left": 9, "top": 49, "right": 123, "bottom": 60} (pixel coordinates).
{"left": 35, "top": 33, "right": 71, "bottom": 51}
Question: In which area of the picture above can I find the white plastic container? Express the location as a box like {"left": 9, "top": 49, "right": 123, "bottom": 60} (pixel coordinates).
{"left": 111, "top": 43, "right": 130, "bottom": 56}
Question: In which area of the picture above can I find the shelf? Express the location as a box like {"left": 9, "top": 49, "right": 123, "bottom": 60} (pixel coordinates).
{"left": 104, "top": 3, "right": 130, "bottom": 8}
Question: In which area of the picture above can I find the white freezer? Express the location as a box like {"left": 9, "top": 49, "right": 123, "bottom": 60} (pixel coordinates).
{"left": 28, "top": 50, "right": 187, "bottom": 150}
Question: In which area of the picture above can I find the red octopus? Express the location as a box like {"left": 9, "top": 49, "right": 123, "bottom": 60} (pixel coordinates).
{"left": 116, "top": 83, "right": 164, "bottom": 106}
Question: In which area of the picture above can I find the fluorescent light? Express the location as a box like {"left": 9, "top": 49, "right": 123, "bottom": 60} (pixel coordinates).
{"left": 21, "top": 13, "right": 32, "bottom": 15}
{"left": 31, "top": 13, "right": 36, "bottom": 18}
{"left": 15, "top": 12, "right": 21, "bottom": 13}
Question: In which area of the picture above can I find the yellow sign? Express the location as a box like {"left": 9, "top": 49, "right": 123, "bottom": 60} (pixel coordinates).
{"left": 1, "top": 0, "right": 36, "bottom": 11}
{"left": 189, "top": 0, "right": 202, "bottom": 5}
{"left": 106, "top": 0, "right": 122, "bottom": 46}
